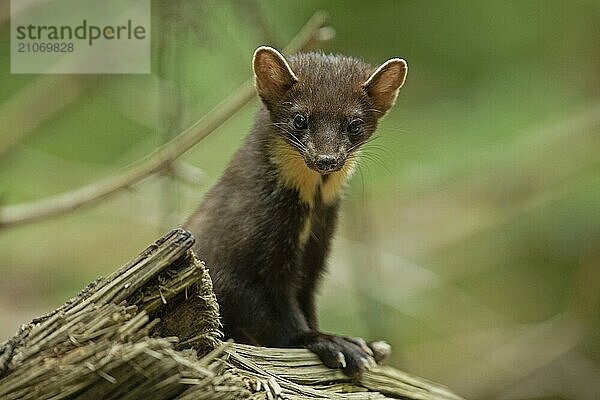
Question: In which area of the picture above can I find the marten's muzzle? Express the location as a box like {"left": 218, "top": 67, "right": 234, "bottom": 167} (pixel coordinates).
{"left": 306, "top": 153, "right": 345, "bottom": 174}
{"left": 313, "top": 155, "right": 341, "bottom": 173}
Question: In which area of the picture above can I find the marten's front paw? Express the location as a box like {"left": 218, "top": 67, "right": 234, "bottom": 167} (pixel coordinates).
{"left": 300, "top": 332, "right": 389, "bottom": 376}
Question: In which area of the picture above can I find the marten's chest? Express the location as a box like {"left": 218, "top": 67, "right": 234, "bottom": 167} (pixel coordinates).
{"left": 275, "top": 171, "right": 348, "bottom": 251}
{"left": 263, "top": 136, "right": 355, "bottom": 260}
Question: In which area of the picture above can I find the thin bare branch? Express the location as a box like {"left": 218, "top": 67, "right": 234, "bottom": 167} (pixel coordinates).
{"left": 168, "top": 161, "right": 205, "bottom": 186}
{"left": 0, "top": 11, "right": 332, "bottom": 230}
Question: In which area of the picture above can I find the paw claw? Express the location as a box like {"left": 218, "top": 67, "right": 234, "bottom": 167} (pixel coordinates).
{"left": 336, "top": 352, "right": 347, "bottom": 369}
{"left": 359, "top": 357, "right": 371, "bottom": 371}
{"left": 368, "top": 356, "right": 377, "bottom": 368}
{"left": 351, "top": 337, "right": 374, "bottom": 357}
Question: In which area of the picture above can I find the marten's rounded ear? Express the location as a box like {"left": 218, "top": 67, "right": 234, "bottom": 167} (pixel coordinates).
{"left": 253, "top": 46, "right": 298, "bottom": 102}
{"left": 363, "top": 58, "right": 408, "bottom": 113}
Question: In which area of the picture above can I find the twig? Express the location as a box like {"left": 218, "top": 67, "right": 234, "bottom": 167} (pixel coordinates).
{"left": 0, "top": 11, "right": 332, "bottom": 230}
{"left": 168, "top": 161, "right": 205, "bottom": 186}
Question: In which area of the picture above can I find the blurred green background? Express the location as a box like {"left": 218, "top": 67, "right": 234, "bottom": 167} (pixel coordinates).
{"left": 1, "top": 1, "right": 599, "bottom": 399}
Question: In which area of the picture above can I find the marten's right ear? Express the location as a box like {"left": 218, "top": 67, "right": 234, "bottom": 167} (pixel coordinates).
{"left": 253, "top": 46, "right": 297, "bottom": 103}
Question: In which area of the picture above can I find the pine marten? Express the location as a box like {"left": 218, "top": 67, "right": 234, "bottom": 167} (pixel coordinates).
{"left": 186, "top": 46, "right": 407, "bottom": 375}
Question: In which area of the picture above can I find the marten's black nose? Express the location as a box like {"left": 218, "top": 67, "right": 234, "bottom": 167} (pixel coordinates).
{"left": 314, "top": 155, "right": 339, "bottom": 172}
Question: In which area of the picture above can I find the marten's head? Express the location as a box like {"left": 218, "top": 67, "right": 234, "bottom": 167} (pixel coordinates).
{"left": 253, "top": 46, "right": 407, "bottom": 175}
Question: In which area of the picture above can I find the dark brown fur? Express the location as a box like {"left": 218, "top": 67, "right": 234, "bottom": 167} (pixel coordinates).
{"left": 185, "top": 47, "right": 407, "bottom": 375}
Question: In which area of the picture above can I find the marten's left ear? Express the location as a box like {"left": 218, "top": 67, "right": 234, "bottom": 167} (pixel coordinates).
{"left": 363, "top": 58, "right": 408, "bottom": 113}
{"left": 253, "top": 46, "right": 298, "bottom": 103}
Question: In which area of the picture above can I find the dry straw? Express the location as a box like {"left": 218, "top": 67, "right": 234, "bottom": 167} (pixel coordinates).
{"left": 0, "top": 229, "right": 464, "bottom": 400}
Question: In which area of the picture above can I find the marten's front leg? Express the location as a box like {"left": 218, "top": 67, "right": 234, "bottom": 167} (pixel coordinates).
{"left": 217, "top": 274, "right": 388, "bottom": 375}
{"left": 297, "top": 331, "right": 391, "bottom": 376}
{"left": 298, "top": 202, "right": 339, "bottom": 329}
{"left": 296, "top": 204, "right": 391, "bottom": 375}
{"left": 297, "top": 217, "right": 391, "bottom": 375}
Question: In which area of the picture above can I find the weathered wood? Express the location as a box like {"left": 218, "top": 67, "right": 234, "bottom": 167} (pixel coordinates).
{"left": 0, "top": 229, "right": 465, "bottom": 400}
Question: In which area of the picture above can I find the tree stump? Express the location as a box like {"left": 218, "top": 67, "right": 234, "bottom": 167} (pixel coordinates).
{"left": 0, "top": 229, "right": 465, "bottom": 400}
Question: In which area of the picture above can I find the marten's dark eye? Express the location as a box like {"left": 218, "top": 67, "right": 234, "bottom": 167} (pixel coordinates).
{"left": 347, "top": 119, "right": 363, "bottom": 135}
{"left": 293, "top": 114, "right": 308, "bottom": 130}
